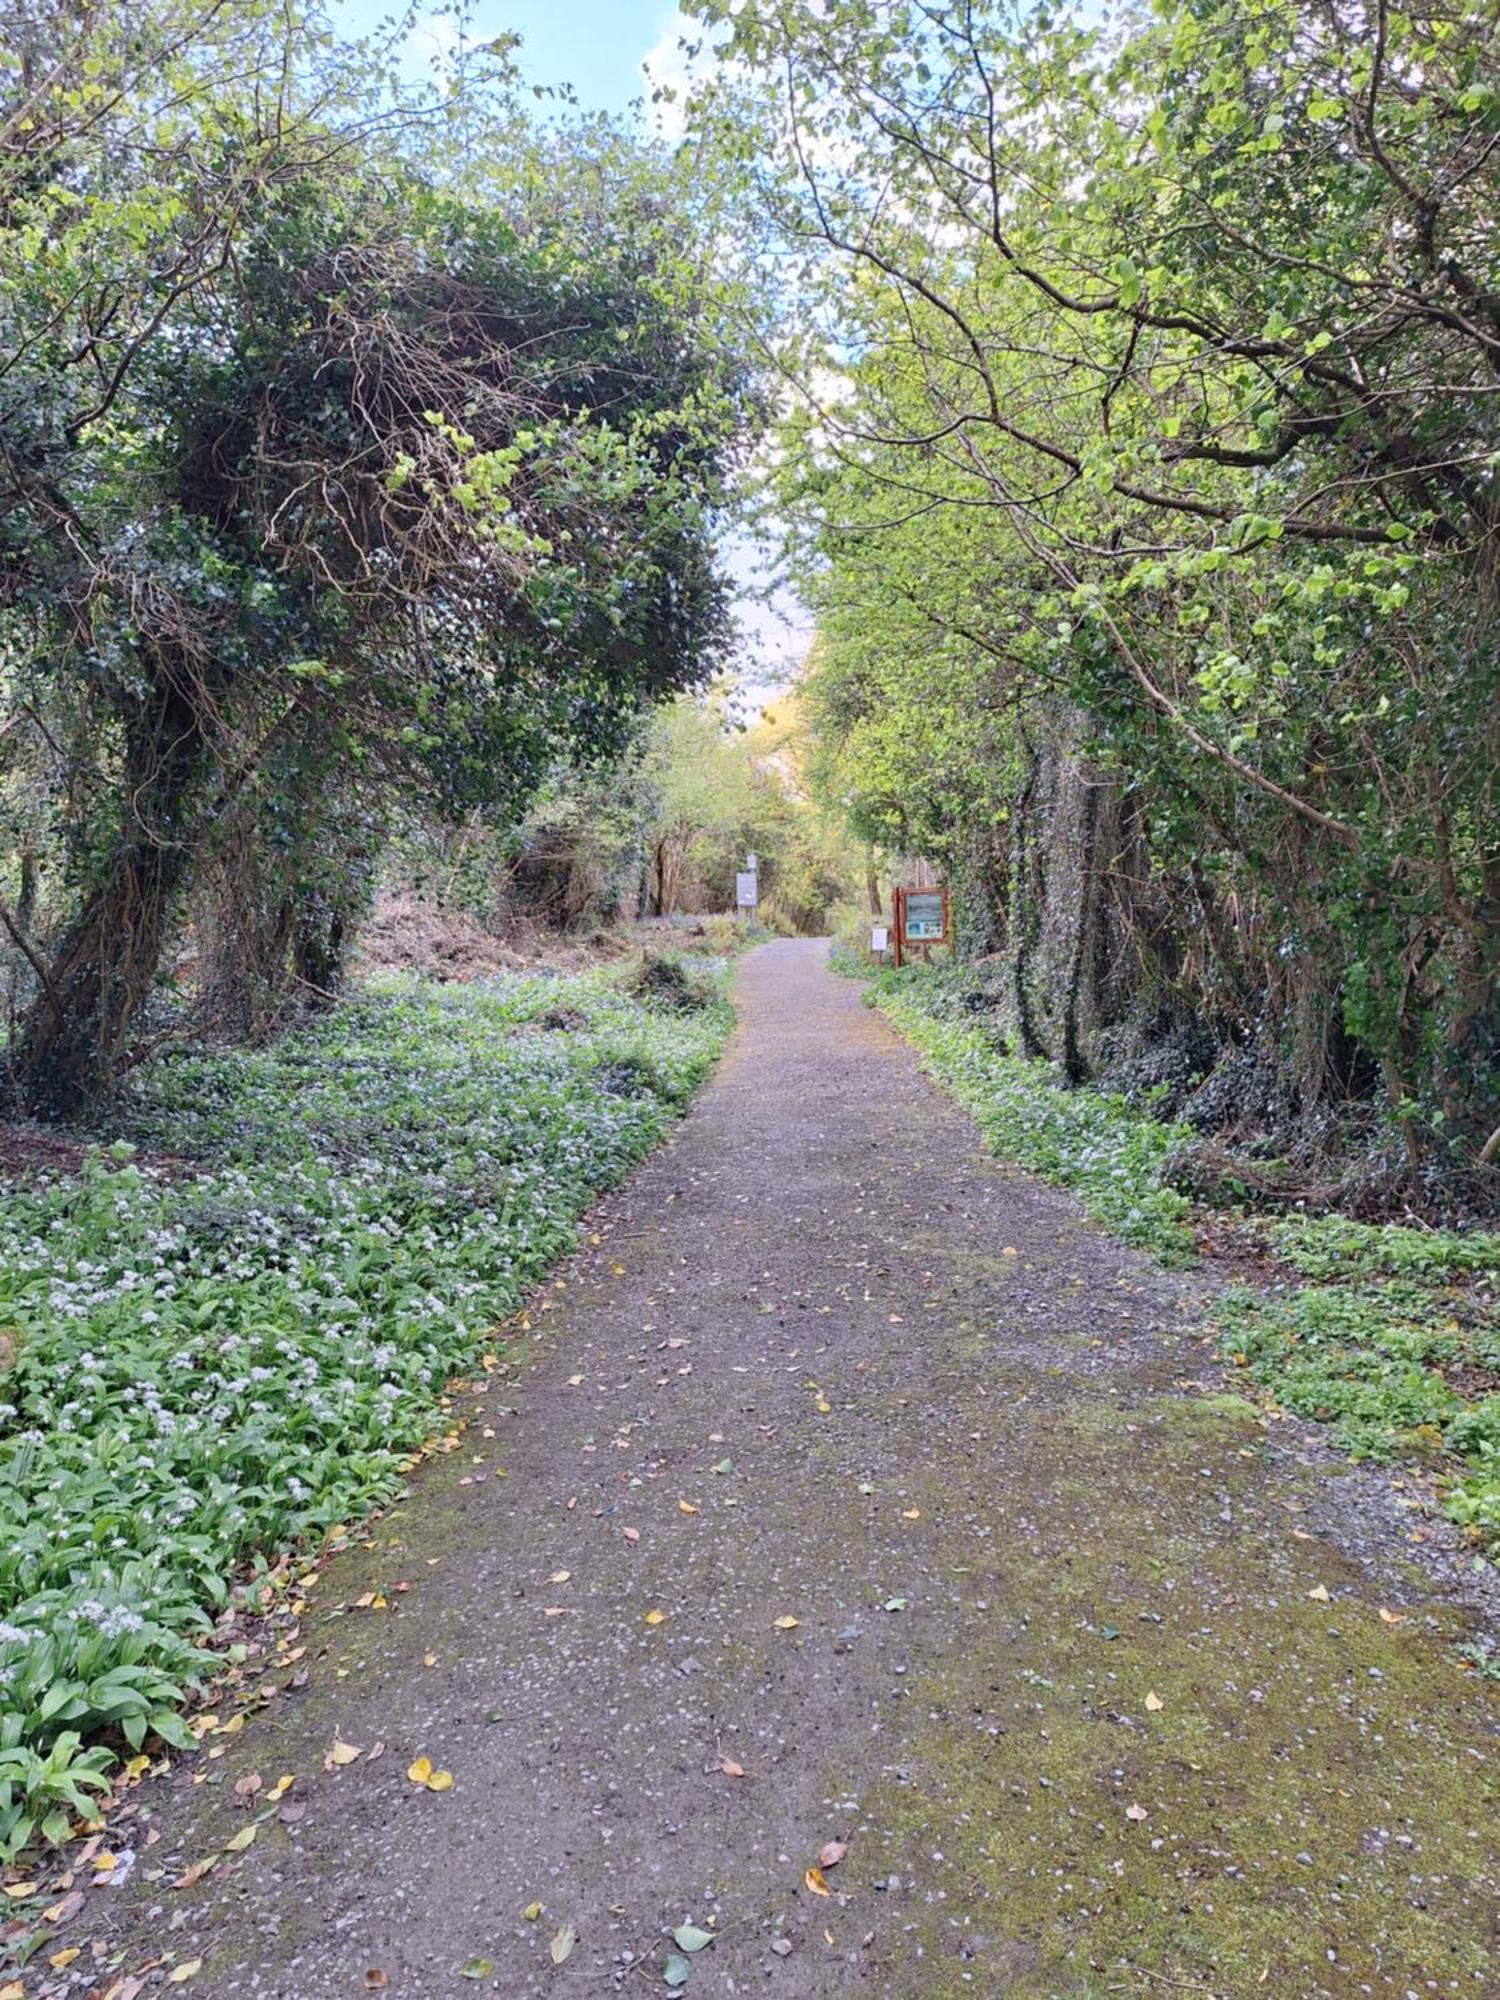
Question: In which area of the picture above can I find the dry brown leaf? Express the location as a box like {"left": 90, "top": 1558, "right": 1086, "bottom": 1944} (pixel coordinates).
{"left": 818, "top": 1841, "right": 848, "bottom": 1869}
{"left": 364, "top": 1973, "right": 390, "bottom": 1991}
{"left": 719, "top": 1758, "right": 746, "bottom": 1779}
{"left": 622, "top": 1527, "right": 640, "bottom": 1544}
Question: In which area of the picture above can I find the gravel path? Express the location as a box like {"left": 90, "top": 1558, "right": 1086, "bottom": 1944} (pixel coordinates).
{"left": 69, "top": 941, "right": 1497, "bottom": 1999}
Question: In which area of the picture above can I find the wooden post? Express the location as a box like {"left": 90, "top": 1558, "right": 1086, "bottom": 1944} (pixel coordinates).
{"left": 892, "top": 887, "right": 904, "bottom": 969}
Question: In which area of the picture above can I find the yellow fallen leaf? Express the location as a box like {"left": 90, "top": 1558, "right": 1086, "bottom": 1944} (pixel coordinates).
{"left": 423, "top": 1652, "right": 437, "bottom": 1667}
{"left": 901, "top": 1509, "right": 921, "bottom": 1520}
{"left": 407, "top": 1756, "right": 434, "bottom": 1785}
{"left": 426, "top": 1769, "right": 454, "bottom": 1792}
{"left": 91, "top": 1851, "right": 117, "bottom": 1872}
{"left": 774, "top": 1615, "right": 799, "bottom": 1631}
{"left": 50, "top": 1948, "right": 81, "bottom": 1970}
{"left": 1144, "top": 1691, "right": 1164, "bottom": 1712}
{"left": 678, "top": 1499, "right": 699, "bottom": 1515}
{"left": 125, "top": 1754, "right": 151, "bottom": 1778}
{"left": 816, "top": 1398, "right": 831, "bottom": 1414}
{"left": 1307, "top": 1584, "right": 1331, "bottom": 1603}
{"left": 0, "top": 1983, "right": 23, "bottom": 2000}
{"left": 1379, "top": 1607, "right": 1406, "bottom": 1625}
{"left": 803, "top": 1865, "right": 830, "bottom": 1896}
{"left": 266, "top": 1774, "right": 295, "bottom": 1801}
{"left": 2, "top": 1883, "right": 39, "bottom": 1899}
{"left": 327, "top": 1740, "right": 362, "bottom": 1767}
{"left": 224, "top": 1825, "right": 257, "bottom": 1853}
{"left": 523, "top": 1900, "right": 544, "bottom": 1921}
{"left": 168, "top": 1962, "right": 203, "bottom": 1984}
{"left": 644, "top": 1608, "right": 666, "bottom": 1626}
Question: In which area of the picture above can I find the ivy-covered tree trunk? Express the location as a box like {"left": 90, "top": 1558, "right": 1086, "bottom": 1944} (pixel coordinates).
{"left": 12, "top": 675, "right": 204, "bottom": 1119}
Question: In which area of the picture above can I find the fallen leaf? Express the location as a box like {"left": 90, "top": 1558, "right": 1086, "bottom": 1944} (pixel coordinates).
{"left": 774, "top": 1614, "right": 799, "bottom": 1630}
{"left": 710, "top": 1458, "right": 732, "bottom": 1475}
{"left": 523, "top": 1900, "right": 544, "bottom": 1921}
{"left": 1307, "top": 1584, "right": 1331, "bottom": 1603}
{"left": 818, "top": 1840, "right": 848, "bottom": 1868}
{"left": 326, "top": 1739, "right": 362, "bottom": 1768}
{"left": 644, "top": 1608, "right": 666, "bottom": 1626}
{"left": 1125, "top": 1803, "right": 1148, "bottom": 1823}
{"left": 1144, "top": 1691, "right": 1164, "bottom": 1713}
{"left": 173, "top": 1857, "right": 214, "bottom": 1889}
{"left": 460, "top": 1959, "right": 493, "bottom": 1980}
{"left": 266, "top": 1775, "right": 295, "bottom": 1802}
{"left": 901, "top": 1509, "right": 921, "bottom": 1520}
{"left": 816, "top": 1398, "right": 831, "bottom": 1414}
{"left": 622, "top": 1526, "right": 640, "bottom": 1544}
{"left": 718, "top": 1758, "right": 745, "bottom": 1778}
{"left": 550, "top": 1921, "right": 577, "bottom": 1965}
{"left": 363, "top": 1974, "right": 389, "bottom": 1992}
{"left": 567, "top": 1374, "right": 584, "bottom": 1387}
{"left": 0, "top": 1984, "right": 22, "bottom": 2000}
{"left": 664, "top": 1953, "right": 692, "bottom": 1989}
{"left": 224, "top": 1825, "right": 257, "bottom": 1853}
{"left": 1379, "top": 1607, "right": 1406, "bottom": 1625}
{"left": 673, "top": 1923, "right": 713, "bottom": 1953}
{"left": 167, "top": 1962, "right": 203, "bottom": 1985}
{"left": 803, "top": 1865, "right": 831, "bottom": 1896}
{"left": 882, "top": 1597, "right": 907, "bottom": 1613}
{"left": 233, "top": 1773, "right": 262, "bottom": 1798}
{"left": 49, "top": 1948, "right": 82, "bottom": 1970}
{"left": 91, "top": 1851, "right": 118, "bottom": 1872}
{"left": 1, "top": 1883, "right": 39, "bottom": 1900}
{"left": 407, "top": 1756, "right": 434, "bottom": 1785}
{"left": 549, "top": 1570, "right": 571, "bottom": 1584}
{"left": 678, "top": 1500, "right": 699, "bottom": 1515}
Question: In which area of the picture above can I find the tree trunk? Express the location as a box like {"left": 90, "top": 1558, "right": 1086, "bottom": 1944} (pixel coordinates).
{"left": 11, "top": 676, "right": 204, "bottom": 1118}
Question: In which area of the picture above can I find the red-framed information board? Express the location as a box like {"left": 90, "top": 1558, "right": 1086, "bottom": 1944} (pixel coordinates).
{"left": 891, "top": 884, "right": 949, "bottom": 966}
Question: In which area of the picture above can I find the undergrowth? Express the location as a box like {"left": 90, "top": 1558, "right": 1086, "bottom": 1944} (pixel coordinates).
{"left": 869, "top": 967, "right": 1196, "bottom": 1261}
{"left": 870, "top": 963, "right": 1500, "bottom": 1556}
{"left": 0, "top": 960, "right": 730, "bottom": 1857}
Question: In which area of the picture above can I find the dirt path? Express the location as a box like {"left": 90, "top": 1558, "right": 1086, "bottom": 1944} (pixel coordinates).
{"left": 74, "top": 942, "right": 1496, "bottom": 1998}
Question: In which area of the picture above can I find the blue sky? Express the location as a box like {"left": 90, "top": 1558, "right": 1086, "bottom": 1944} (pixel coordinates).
{"left": 334, "top": 1, "right": 688, "bottom": 119}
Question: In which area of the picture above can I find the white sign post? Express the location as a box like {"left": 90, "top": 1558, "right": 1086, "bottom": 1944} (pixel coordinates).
{"left": 735, "top": 870, "right": 759, "bottom": 913}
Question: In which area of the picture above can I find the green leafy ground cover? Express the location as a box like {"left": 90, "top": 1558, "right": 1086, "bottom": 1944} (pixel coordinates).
{"left": 0, "top": 961, "right": 730, "bottom": 1856}
{"left": 870, "top": 965, "right": 1500, "bottom": 1556}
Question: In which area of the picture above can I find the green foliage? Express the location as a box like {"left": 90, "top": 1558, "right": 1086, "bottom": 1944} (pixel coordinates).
{"left": 0, "top": 963, "right": 730, "bottom": 1855}
{"left": 689, "top": 0, "right": 1500, "bottom": 1162}
{"left": 871, "top": 966, "right": 1195, "bottom": 1261}
{"left": 1217, "top": 1272, "right": 1500, "bottom": 1548}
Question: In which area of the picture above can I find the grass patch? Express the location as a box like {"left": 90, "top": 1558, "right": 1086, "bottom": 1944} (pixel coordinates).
{"left": 0, "top": 962, "right": 730, "bottom": 1857}
{"left": 868, "top": 966, "right": 1195, "bottom": 1262}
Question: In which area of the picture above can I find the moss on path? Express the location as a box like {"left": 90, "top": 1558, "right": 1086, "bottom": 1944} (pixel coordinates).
{"left": 58, "top": 942, "right": 1497, "bottom": 1999}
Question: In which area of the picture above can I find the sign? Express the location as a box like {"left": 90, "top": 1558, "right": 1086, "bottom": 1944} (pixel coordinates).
{"left": 870, "top": 925, "right": 889, "bottom": 953}
{"left": 903, "top": 890, "right": 944, "bottom": 940}
{"left": 891, "top": 882, "right": 949, "bottom": 965}
{"left": 735, "top": 871, "right": 759, "bottom": 908}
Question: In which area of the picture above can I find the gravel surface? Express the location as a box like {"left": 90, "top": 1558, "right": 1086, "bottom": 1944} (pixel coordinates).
{"left": 57, "top": 941, "right": 1499, "bottom": 1999}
